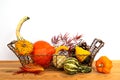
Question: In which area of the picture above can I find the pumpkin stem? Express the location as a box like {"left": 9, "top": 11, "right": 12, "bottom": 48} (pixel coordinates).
{"left": 98, "top": 63, "right": 104, "bottom": 67}
{"left": 16, "top": 16, "right": 30, "bottom": 40}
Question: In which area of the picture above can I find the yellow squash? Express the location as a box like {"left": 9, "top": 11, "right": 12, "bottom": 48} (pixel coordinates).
{"left": 75, "top": 46, "right": 90, "bottom": 62}
{"left": 15, "top": 16, "right": 33, "bottom": 55}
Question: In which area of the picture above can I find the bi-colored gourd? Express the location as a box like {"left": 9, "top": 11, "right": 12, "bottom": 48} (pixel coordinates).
{"left": 75, "top": 46, "right": 91, "bottom": 62}
{"left": 53, "top": 54, "right": 67, "bottom": 68}
{"left": 95, "top": 56, "right": 112, "bottom": 74}
{"left": 55, "top": 45, "right": 69, "bottom": 54}
{"left": 53, "top": 46, "right": 68, "bottom": 68}
{"left": 15, "top": 16, "right": 33, "bottom": 55}
{"left": 63, "top": 57, "right": 92, "bottom": 74}
{"left": 63, "top": 57, "right": 80, "bottom": 75}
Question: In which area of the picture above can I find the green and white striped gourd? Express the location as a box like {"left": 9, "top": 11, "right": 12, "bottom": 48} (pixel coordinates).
{"left": 63, "top": 57, "right": 92, "bottom": 75}
{"left": 63, "top": 57, "right": 80, "bottom": 75}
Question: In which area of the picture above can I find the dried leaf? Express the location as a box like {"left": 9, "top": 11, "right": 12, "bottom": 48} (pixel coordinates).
{"left": 14, "top": 63, "right": 44, "bottom": 74}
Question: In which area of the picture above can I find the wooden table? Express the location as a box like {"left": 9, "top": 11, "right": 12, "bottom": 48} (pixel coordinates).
{"left": 0, "top": 60, "right": 120, "bottom": 80}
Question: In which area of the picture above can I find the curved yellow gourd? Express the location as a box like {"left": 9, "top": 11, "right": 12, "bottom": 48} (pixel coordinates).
{"left": 55, "top": 45, "right": 69, "bottom": 54}
{"left": 15, "top": 16, "right": 33, "bottom": 55}
{"left": 16, "top": 16, "right": 30, "bottom": 40}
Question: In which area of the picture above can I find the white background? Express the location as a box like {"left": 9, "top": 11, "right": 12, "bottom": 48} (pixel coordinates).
{"left": 0, "top": 0, "right": 120, "bottom": 60}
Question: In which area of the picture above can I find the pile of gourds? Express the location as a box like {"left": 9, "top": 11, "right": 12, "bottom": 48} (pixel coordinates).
{"left": 7, "top": 16, "right": 113, "bottom": 75}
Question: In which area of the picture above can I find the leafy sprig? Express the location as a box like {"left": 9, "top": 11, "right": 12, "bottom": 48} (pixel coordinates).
{"left": 51, "top": 33, "right": 82, "bottom": 48}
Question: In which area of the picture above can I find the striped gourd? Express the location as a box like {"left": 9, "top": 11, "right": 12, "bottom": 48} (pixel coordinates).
{"left": 63, "top": 57, "right": 80, "bottom": 75}
{"left": 53, "top": 45, "right": 68, "bottom": 69}
{"left": 53, "top": 54, "right": 67, "bottom": 69}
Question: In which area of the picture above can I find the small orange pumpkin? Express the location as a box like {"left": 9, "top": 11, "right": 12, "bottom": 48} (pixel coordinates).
{"left": 95, "top": 56, "right": 112, "bottom": 74}
{"left": 32, "top": 41, "right": 55, "bottom": 68}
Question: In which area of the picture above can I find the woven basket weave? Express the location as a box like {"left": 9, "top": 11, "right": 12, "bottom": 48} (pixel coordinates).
{"left": 7, "top": 38, "right": 104, "bottom": 68}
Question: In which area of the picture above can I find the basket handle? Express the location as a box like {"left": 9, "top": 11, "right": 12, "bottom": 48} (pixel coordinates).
{"left": 89, "top": 38, "right": 104, "bottom": 66}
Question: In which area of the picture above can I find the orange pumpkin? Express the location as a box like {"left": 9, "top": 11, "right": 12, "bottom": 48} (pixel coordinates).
{"left": 32, "top": 41, "right": 55, "bottom": 68}
{"left": 95, "top": 56, "right": 112, "bottom": 74}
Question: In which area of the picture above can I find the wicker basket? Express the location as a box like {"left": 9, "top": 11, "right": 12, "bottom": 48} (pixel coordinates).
{"left": 7, "top": 16, "right": 105, "bottom": 74}
{"left": 7, "top": 38, "right": 104, "bottom": 68}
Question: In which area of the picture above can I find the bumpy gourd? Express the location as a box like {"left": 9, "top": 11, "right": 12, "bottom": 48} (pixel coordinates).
{"left": 75, "top": 46, "right": 90, "bottom": 62}
{"left": 95, "top": 56, "right": 112, "bottom": 74}
{"left": 15, "top": 16, "right": 33, "bottom": 55}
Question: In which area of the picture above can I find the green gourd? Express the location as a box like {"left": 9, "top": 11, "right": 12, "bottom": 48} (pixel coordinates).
{"left": 78, "top": 65, "right": 92, "bottom": 73}
{"left": 63, "top": 57, "right": 80, "bottom": 75}
{"left": 63, "top": 57, "right": 92, "bottom": 75}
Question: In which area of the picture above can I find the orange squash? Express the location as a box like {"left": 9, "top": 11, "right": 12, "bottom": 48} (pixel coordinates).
{"left": 95, "top": 56, "right": 112, "bottom": 74}
{"left": 32, "top": 41, "right": 55, "bottom": 68}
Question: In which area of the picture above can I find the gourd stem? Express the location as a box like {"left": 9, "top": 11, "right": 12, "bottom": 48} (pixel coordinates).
{"left": 16, "top": 16, "right": 30, "bottom": 40}
{"left": 98, "top": 64, "right": 104, "bottom": 67}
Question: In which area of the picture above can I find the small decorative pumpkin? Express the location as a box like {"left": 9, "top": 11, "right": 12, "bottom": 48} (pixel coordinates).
{"left": 32, "top": 40, "right": 55, "bottom": 68}
{"left": 15, "top": 16, "right": 33, "bottom": 55}
{"left": 15, "top": 40, "right": 33, "bottom": 55}
{"left": 95, "top": 56, "right": 113, "bottom": 74}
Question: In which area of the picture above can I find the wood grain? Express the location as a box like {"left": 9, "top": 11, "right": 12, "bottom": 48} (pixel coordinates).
{"left": 0, "top": 60, "right": 120, "bottom": 80}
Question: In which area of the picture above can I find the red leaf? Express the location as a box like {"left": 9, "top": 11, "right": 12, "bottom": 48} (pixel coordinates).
{"left": 14, "top": 63, "right": 44, "bottom": 75}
